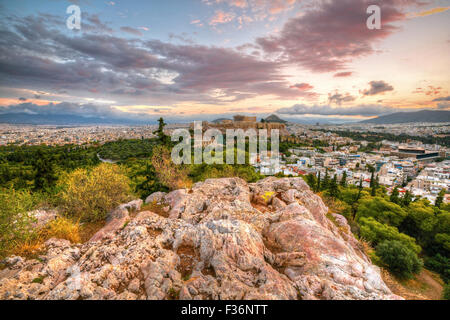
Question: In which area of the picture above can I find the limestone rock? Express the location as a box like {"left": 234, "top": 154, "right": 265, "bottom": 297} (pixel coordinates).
{"left": 145, "top": 192, "right": 166, "bottom": 205}
{"left": 0, "top": 178, "right": 401, "bottom": 300}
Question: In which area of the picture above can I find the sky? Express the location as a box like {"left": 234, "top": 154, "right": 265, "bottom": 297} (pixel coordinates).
{"left": 0, "top": 0, "right": 449, "bottom": 123}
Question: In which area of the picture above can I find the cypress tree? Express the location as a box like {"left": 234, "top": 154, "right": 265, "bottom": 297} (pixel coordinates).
{"left": 329, "top": 174, "right": 339, "bottom": 198}
{"left": 322, "top": 169, "right": 330, "bottom": 191}
{"left": 316, "top": 172, "right": 321, "bottom": 192}
{"left": 403, "top": 190, "right": 412, "bottom": 207}
{"left": 390, "top": 186, "right": 400, "bottom": 204}
{"left": 154, "top": 117, "right": 169, "bottom": 145}
{"left": 435, "top": 189, "right": 445, "bottom": 208}
{"left": 340, "top": 171, "right": 347, "bottom": 187}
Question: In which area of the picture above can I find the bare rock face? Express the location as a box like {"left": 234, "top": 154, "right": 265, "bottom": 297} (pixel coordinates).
{"left": 0, "top": 177, "right": 401, "bottom": 300}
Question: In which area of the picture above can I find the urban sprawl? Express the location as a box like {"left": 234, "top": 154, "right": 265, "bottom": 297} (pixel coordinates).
{"left": 1, "top": 118, "right": 448, "bottom": 205}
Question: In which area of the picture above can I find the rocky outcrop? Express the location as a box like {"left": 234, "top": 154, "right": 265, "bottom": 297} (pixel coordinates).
{"left": 0, "top": 177, "right": 401, "bottom": 300}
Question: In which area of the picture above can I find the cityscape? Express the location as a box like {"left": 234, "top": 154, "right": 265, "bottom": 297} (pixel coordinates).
{"left": 1, "top": 117, "right": 448, "bottom": 204}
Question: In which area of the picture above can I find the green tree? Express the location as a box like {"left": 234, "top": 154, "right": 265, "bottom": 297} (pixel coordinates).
{"left": 443, "top": 284, "right": 450, "bottom": 300}
{"left": 0, "top": 188, "right": 37, "bottom": 256}
{"left": 435, "top": 189, "right": 445, "bottom": 209}
{"left": 406, "top": 201, "right": 438, "bottom": 234}
{"left": 359, "top": 217, "right": 421, "bottom": 254}
{"left": 370, "top": 171, "right": 377, "bottom": 197}
{"left": 130, "top": 160, "right": 167, "bottom": 199}
{"left": 316, "top": 172, "right": 321, "bottom": 193}
{"left": 356, "top": 178, "right": 363, "bottom": 201}
{"left": 356, "top": 196, "right": 408, "bottom": 227}
{"left": 329, "top": 174, "right": 340, "bottom": 198}
{"left": 376, "top": 240, "right": 423, "bottom": 279}
{"left": 304, "top": 173, "right": 317, "bottom": 190}
{"left": 33, "top": 150, "right": 57, "bottom": 191}
{"left": 340, "top": 171, "right": 347, "bottom": 187}
{"left": 322, "top": 169, "right": 330, "bottom": 191}
{"left": 425, "top": 254, "right": 450, "bottom": 283}
{"left": 154, "top": 117, "right": 169, "bottom": 145}
{"left": 434, "top": 211, "right": 450, "bottom": 252}
{"left": 390, "top": 186, "right": 400, "bottom": 204}
{"left": 402, "top": 190, "right": 412, "bottom": 207}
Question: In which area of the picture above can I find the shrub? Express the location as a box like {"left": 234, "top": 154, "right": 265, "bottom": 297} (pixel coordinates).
{"left": 0, "top": 188, "right": 37, "bottom": 257}
{"left": 443, "top": 284, "right": 450, "bottom": 300}
{"left": 322, "top": 196, "right": 353, "bottom": 221}
{"left": 189, "top": 163, "right": 262, "bottom": 184}
{"left": 39, "top": 217, "right": 81, "bottom": 243}
{"left": 152, "top": 145, "right": 192, "bottom": 190}
{"left": 58, "top": 163, "right": 131, "bottom": 222}
{"left": 11, "top": 239, "right": 43, "bottom": 258}
{"left": 376, "top": 240, "right": 423, "bottom": 279}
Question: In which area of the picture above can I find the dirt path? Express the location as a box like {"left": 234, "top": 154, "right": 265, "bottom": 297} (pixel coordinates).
{"left": 382, "top": 268, "right": 444, "bottom": 300}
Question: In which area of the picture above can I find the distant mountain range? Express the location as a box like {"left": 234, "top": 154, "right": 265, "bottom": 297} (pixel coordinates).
{"left": 360, "top": 110, "right": 450, "bottom": 124}
{"left": 0, "top": 113, "right": 154, "bottom": 125}
{"left": 2, "top": 110, "right": 447, "bottom": 126}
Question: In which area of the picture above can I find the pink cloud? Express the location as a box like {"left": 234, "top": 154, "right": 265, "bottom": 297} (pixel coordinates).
{"left": 414, "top": 85, "right": 444, "bottom": 96}
{"left": 334, "top": 72, "right": 353, "bottom": 78}
{"left": 268, "top": 0, "right": 297, "bottom": 15}
{"left": 207, "top": 0, "right": 299, "bottom": 25}
{"left": 209, "top": 11, "right": 235, "bottom": 25}
{"left": 290, "top": 83, "right": 314, "bottom": 91}
{"left": 256, "top": 0, "right": 422, "bottom": 72}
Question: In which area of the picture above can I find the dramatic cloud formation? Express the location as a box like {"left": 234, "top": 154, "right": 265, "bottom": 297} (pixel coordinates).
{"left": 256, "top": 0, "right": 421, "bottom": 72}
{"left": 0, "top": 13, "right": 317, "bottom": 107}
{"left": 362, "top": 81, "right": 394, "bottom": 96}
{"left": 0, "top": 0, "right": 446, "bottom": 122}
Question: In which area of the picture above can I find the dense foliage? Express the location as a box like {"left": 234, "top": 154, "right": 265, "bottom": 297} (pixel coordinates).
{"left": 376, "top": 240, "right": 423, "bottom": 279}
{"left": 58, "top": 164, "right": 131, "bottom": 222}
{"left": 303, "top": 172, "right": 449, "bottom": 284}
{"left": 98, "top": 139, "right": 156, "bottom": 161}
{"left": 0, "top": 189, "right": 38, "bottom": 254}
